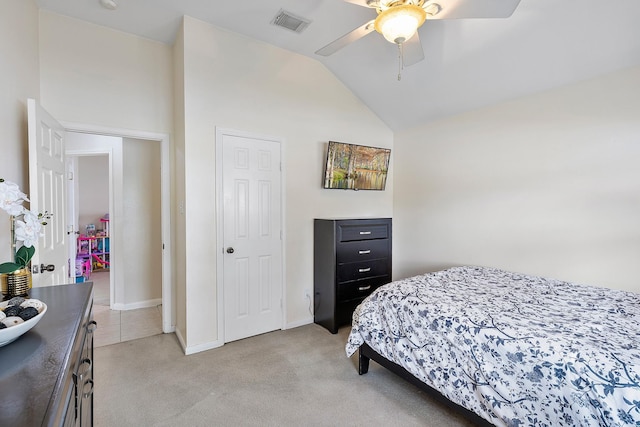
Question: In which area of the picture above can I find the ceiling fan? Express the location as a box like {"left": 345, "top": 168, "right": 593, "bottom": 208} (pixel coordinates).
{"left": 315, "top": 0, "right": 522, "bottom": 73}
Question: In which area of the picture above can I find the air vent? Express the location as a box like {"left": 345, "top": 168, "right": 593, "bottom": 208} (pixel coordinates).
{"left": 271, "top": 9, "right": 311, "bottom": 33}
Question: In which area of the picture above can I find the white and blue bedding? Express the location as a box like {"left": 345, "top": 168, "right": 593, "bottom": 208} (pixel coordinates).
{"left": 346, "top": 266, "right": 640, "bottom": 426}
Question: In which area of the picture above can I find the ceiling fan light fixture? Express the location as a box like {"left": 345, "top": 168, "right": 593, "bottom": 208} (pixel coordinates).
{"left": 374, "top": 4, "right": 426, "bottom": 44}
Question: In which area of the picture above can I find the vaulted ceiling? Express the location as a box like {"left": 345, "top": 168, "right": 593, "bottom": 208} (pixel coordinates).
{"left": 35, "top": 0, "right": 640, "bottom": 131}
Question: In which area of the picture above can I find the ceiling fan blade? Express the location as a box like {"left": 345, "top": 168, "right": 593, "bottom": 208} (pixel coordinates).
{"left": 402, "top": 33, "right": 425, "bottom": 66}
{"left": 315, "top": 20, "right": 376, "bottom": 56}
{"left": 342, "top": 0, "right": 377, "bottom": 8}
{"left": 425, "top": 0, "right": 521, "bottom": 20}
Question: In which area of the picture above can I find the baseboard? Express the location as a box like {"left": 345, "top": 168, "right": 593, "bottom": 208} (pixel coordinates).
{"left": 184, "top": 339, "right": 224, "bottom": 355}
{"left": 175, "top": 318, "right": 312, "bottom": 356}
{"left": 174, "top": 327, "right": 224, "bottom": 355}
{"left": 112, "top": 298, "right": 162, "bottom": 311}
{"left": 286, "top": 317, "right": 313, "bottom": 330}
{"left": 175, "top": 327, "right": 187, "bottom": 352}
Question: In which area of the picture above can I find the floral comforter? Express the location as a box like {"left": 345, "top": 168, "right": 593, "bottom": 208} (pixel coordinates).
{"left": 346, "top": 266, "right": 640, "bottom": 426}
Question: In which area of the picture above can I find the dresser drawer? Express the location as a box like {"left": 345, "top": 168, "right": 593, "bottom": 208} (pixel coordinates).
{"left": 336, "top": 239, "right": 389, "bottom": 263}
{"left": 337, "top": 276, "right": 390, "bottom": 302}
{"left": 337, "top": 258, "right": 390, "bottom": 283}
{"left": 337, "top": 222, "right": 390, "bottom": 242}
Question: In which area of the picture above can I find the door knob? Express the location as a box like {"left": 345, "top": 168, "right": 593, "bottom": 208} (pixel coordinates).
{"left": 40, "top": 264, "right": 55, "bottom": 273}
{"left": 226, "top": 247, "right": 235, "bottom": 254}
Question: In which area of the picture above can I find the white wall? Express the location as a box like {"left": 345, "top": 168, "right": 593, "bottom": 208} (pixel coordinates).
{"left": 38, "top": 10, "right": 174, "bottom": 135}
{"left": 0, "top": 0, "right": 39, "bottom": 263}
{"left": 178, "top": 16, "right": 393, "bottom": 351}
{"left": 394, "top": 65, "right": 640, "bottom": 294}
{"left": 77, "top": 156, "right": 109, "bottom": 231}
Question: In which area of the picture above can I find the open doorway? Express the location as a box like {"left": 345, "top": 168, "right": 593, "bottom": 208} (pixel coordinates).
{"left": 66, "top": 132, "right": 165, "bottom": 346}
{"left": 72, "top": 154, "right": 110, "bottom": 305}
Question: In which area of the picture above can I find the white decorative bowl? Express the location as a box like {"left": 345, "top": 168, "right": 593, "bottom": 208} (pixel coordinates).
{"left": 0, "top": 300, "right": 47, "bottom": 347}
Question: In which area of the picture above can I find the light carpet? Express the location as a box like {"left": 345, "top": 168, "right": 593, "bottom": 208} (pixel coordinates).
{"left": 94, "top": 324, "right": 479, "bottom": 426}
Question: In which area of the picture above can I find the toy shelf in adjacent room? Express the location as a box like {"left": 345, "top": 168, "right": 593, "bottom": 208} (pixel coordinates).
{"left": 75, "top": 214, "right": 110, "bottom": 282}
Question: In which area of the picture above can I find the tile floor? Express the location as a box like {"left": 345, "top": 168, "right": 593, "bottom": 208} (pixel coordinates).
{"left": 90, "top": 271, "right": 163, "bottom": 348}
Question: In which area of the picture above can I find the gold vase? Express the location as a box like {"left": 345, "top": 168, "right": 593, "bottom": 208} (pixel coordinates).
{"left": 1, "top": 268, "right": 32, "bottom": 298}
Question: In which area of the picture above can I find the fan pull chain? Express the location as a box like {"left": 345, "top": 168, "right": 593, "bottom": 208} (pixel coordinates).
{"left": 397, "top": 43, "right": 405, "bottom": 81}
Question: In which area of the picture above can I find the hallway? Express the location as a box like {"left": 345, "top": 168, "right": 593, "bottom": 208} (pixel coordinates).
{"left": 91, "top": 271, "right": 163, "bottom": 348}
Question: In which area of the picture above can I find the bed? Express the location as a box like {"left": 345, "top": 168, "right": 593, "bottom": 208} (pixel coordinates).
{"left": 346, "top": 266, "right": 640, "bottom": 426}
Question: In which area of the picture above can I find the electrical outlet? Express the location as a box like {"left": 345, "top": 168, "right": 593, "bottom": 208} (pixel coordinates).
{"left": 304, "top": 289, "right": 311, "bottom": 300}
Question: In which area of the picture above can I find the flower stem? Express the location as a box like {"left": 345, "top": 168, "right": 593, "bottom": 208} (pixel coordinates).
{"left": 10, "top": 215, "right": 16, "bottom": 263}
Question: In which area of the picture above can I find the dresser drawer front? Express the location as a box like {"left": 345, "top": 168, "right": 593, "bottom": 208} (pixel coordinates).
{"left": 336, "top": 239, "right": 389, "bottom": 263}
{"left": 337, "top": 222, "right": 389, "bottom": 242}
{"left": 337, "top": 276, "right": 390, "bottom": 301}
{"left": 337, "top": 258, "right": 390, "bottom": 283}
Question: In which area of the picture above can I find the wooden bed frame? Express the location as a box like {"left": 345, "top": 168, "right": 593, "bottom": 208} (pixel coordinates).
{"left": 358, "top": 343, "right": 494, "bottom": 426}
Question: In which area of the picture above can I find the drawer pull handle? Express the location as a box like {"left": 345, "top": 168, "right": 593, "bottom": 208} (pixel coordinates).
{"left": 358, "top": 285, "right": 372, "bottom": 291}
{"left": 82, "top": 379, "right": 94, "bottom": 399}
{"left": 358, "top": 250, "right": 371, "bottom": 254}
{"left": 359, "top": 231, "right": 372, "bottom": 235}
{"left": 74, "top": 358, "right": 92, "bottom": 385}
{"left": 358, "top": 267, "right": 371, "bottom": 273}
{"left": 88, "top": 320, "right": 98, "bottom": 333}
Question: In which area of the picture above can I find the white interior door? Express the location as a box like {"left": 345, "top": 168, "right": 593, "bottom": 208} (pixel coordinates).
{"left": 27, "top": 98, "right": 68, "bottom": 286}
{"left": 221, "top": 131, "right": 283, "bottom": 343}
{"left": 66, "top": 157, "right": 78, "bottom": 277}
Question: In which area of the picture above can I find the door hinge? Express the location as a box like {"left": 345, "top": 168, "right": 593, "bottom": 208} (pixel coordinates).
{"left": 67, "top": 171, "right": 74, "bottom": 180}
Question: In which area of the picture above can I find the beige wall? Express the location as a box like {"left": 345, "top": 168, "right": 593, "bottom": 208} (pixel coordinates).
{"left": 38, "top": 10, "right": 174, "bottom": 135}
{"left": 172, "top": 24, "right": 187, "bottom": 343}
{"left": 394, "top": 65, "right": 640, "bottom": 294}
{"left": 178, "top": 16, "right": 394, "bottom": 351}
{"left": 123, "top": 138, "right": 162, "bottom": 306}
{"left": 0, "top": 0, "right": 39, "bottom": 263}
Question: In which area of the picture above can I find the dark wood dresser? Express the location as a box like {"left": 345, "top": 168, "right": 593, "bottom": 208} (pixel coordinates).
{"left": 0, "top": 283, "right": 95, "bottom": 426}
{"left": 314, "top": 218, "right": 392, "bottom": 333}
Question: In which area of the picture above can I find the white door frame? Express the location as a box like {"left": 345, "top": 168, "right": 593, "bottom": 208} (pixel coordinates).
{"left": 66, "top": 157, "right": 79, "bottom": 280}
{"left": 66, "top": 145, "right": 116, "bottom": 306}
{"left": 62, "top": 121, "right": 174, "bottom": 333}
{"left": 215, "top": 127, "right": 287, "bottom": 344}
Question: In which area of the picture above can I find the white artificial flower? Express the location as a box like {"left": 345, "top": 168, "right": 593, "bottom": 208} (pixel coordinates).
{"left": 0, "top": 179, "right": 29, "bottom": 216}
{"left": 14, "top": 209, "right": 43, "bottom": 248}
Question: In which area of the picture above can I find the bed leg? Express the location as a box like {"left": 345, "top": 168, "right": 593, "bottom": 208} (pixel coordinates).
{"left": 358, "top": 349, "right": 370, "bottom": 375}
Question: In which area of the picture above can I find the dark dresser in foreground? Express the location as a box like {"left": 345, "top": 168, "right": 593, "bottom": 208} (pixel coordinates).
{"left": 314, "top": 218, "right": 392, "bottom": 333}
{"left": 0, "top": 283, "right": 95, "bottom": 426}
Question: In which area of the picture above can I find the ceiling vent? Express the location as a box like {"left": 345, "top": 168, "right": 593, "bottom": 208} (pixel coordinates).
{"left": 271, "top": 9, "right": 311, "bottom": 33}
